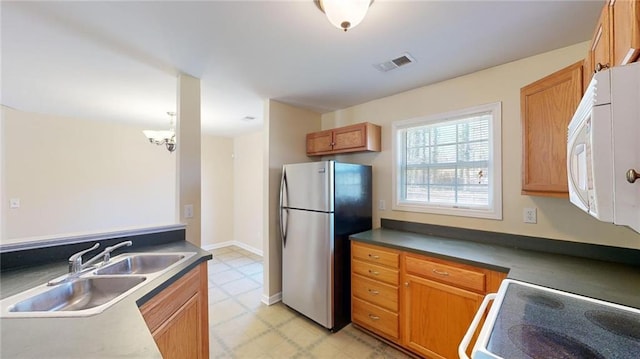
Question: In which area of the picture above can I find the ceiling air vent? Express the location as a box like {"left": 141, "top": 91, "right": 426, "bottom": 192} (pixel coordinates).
{"left": 374, "top": 53, "right": 416, "bottom": 73}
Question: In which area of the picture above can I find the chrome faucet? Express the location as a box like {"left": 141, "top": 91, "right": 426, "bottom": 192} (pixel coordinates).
{"left": 48, "top": 241, "right": 133, "bottom": 286}
{"left": 68, "top": 242, "right": 100, "bottom": 273}
{"left": 68, "top": 240, "right": 133, "bottom": 274}
{"left": 99, "top": 240, "right": 133, "bottom": 264}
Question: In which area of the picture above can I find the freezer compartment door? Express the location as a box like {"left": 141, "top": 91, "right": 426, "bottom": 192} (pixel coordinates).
{"left": 282, "top": 161, "right": 334, "bottom": 212}
{"left": 282, "top": 209, "right": 334, "bottom": 329}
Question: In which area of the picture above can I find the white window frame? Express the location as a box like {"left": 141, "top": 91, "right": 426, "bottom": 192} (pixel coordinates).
{"left": 392, "top": 102, "right": 502, "bottom": 220}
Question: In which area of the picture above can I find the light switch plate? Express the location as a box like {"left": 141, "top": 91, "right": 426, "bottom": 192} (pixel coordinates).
{"left": 10, "top": 198, "right": 20, "bottom": 209}
{"left": 184, "top": 204, "right": 194, "bottom": 218}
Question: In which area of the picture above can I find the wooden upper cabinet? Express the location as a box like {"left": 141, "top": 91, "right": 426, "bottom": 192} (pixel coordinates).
{"left": 583, "top": 53, "right": 593, "bottom": 93}
{"left": 584, "top": 0, "right": 640, "bottom": 88}
{"left": 591, "top": 4, "right": 612, "bottom": 74}
{"left": 521, "top": 61, "right": 583, "bottom": 197}
{"left": 306, "top": 122, "right": 381, "bottom": 156}
{"left": 583, "top": 5, "right": 607, "bottom": 91}
{"left": 306, "top": 129, "right": 334, "bottom": 154}
{"left": 611, "top": 0, "right": 640, "bottom": 66}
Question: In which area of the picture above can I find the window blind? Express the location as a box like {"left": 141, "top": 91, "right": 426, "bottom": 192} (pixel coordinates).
{"left": 401, "top": 113, "right": 491, "bottom": 208}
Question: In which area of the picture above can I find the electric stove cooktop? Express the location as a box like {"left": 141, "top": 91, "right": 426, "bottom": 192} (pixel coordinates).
{"left": 474, "top": 280, "right": 640, "bottom": 359}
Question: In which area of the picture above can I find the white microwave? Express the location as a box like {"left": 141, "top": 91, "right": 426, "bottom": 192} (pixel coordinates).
{"left": 567, "top": 62, "right": 640, "bottom": 233}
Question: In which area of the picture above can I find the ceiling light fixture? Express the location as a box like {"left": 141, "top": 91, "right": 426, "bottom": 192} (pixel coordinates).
{"left": 316, "top": 0, "right": 373, "bottom": 32}
{"left": 143, "top": 112, "right": 176, "bottom": 153}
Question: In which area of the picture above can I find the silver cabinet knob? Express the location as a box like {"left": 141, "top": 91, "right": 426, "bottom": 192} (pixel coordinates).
{"left": 627, "top": 169, "right": 640, "bottom": 184}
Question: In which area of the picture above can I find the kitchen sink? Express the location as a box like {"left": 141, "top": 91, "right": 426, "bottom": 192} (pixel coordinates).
{"left": 1, "top": 251, "right": 197, "bottom": 318}
{"left": 95, "top": 253, "right": 188, "bottom": 275}
{"left": 8, "top": 276, "right": 145, "bottom": 314}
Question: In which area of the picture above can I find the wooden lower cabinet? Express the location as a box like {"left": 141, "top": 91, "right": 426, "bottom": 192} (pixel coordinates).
{"left": 353, "top": 274, "right": 398, "bottom": 312}
{"left": 351, "top": 242, "right": 400, "bottom": 343}
{"left": 152, "top": 294, "right": 202, "bottom": 358}
{"left": 139, "top": 262, "right": 209, "bottom": 359}
{"left": 352, "top": 296, "right": 399, "bottom": 340}
{"left": 403, "top": 275, "right": 483, "bottom": 359}
{"left": 351, "top": 241, "right": 507, "bottom": 359}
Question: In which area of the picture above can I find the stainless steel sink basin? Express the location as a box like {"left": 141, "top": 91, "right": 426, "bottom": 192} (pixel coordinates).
{"left": 95, "top": 253, "right": 189, "bottom": 275}
{"left": 8, "top": 276, "right": 145, "bottom": 313}
{"left": 0, "top": 251, "right": 197, "bottom": 318}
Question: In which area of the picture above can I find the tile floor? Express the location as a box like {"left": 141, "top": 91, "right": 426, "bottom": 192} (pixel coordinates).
{"left": 208, "top": 246, "right": 413, "bottom": 359}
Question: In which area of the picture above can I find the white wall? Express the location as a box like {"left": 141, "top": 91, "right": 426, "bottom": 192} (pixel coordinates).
{"left": 264, "top": 100, "right": 321, "bottom": 303}
{"left": 177, "top": 74, "right": 202, "bottom": 246}
{"left": 2, "top": 106, "right": 176, "bottom": 242}
{"left": 233, "top": 131, "right": 263, "bottom": 253}
{"left": 201, "top": 134, "right": 234, "bottom": 248}
{"left": 322, "top": 42, "right": 640, "bottom": 250}
{"left": 3, "top": 104, "right": 255, "bottom": 250}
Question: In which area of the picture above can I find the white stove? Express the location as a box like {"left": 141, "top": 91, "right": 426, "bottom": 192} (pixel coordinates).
{"left": 460, "top": 279, "right": 640, "bottom": 359}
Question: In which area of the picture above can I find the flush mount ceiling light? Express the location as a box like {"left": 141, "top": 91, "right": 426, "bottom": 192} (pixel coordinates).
{"left": 316, "top": 0, "right": 374, "bottom": 32}
{"left": 143, "top": 112, "right": 176, "bottom": 153}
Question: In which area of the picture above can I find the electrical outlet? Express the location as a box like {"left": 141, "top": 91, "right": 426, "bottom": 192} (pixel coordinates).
{"left": 523, "top": 207, "right": 537, "bottom": 224}
{"left": 378, "top": 200, "right": 386, "bottom": 211}
{"left": 184, "top": 204, "right": 194, "bottom": 219}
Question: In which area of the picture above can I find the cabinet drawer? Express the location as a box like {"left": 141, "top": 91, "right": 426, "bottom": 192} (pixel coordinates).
{"left": 352, "top": 274, "right": 398, "bottom": 312}
{"left": 352, "top": 297, "right": 399, "bottom": 340}
{"left": 352, "top": 242, "right": 399, "bottom": 268}
{"left": 405, "top": 255, "right": 486, "bottom": 293}
{"left": 352, "top": 259, "right": 399, "bottom": 285}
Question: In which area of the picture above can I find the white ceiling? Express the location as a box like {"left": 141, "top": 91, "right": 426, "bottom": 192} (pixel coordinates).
{"left": 1, "top": 1, "right": 602, "bottom": 137}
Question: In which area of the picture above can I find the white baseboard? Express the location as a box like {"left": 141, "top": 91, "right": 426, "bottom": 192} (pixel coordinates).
{"left": 261, "top": 292, "right": 282, "bottom": 306}
{"left": 202, "top": 241, "right": 263, "bottom": 257}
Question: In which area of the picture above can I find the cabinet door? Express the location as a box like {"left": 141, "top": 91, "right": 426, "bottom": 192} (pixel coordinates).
{"left": 332, "top": 123, "right": 367, "bottom": 152}
{"left": 611, "top": 0, "right": 640, "bottom": 65}
{"left": 521, "top": 61, "right": 582, "bottom": 197}
{"left": 591, "top": 4, "right": 612, "bottom": 73}
{"left": 306, "top": 122, "right": 381, "bottom": 156}
{"left": 153, "top": 294, "right": 202, "bottom": 359}
{"left": 139, "top": 262, "right": 209, "bottom": 359}
{"left": 306, "top": 130, "right": 333, "bottom": 154}
{"left": 403, "top": 275, "right": 483, "bottom": 359}
{"left": 583, "top": 54, "right": 593, "bottom": 93}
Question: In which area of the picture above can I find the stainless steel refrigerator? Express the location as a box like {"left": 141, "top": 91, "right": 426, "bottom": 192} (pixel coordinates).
{"left": 279, "top": 160, "right": 372, "bottom": 331}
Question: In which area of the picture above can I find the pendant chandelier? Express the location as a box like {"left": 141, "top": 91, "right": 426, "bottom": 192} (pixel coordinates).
{"left": 143, "top": 112, "right": 176, "bottom": 153}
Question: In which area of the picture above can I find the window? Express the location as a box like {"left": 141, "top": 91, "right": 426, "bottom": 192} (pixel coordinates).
{"left": 392, "top": 102, "right": 502, "bottom": 219}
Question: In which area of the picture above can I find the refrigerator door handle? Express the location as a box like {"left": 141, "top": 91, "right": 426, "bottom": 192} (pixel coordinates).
{"left": 279, "top": 168, "right": 288, "bottom": 247}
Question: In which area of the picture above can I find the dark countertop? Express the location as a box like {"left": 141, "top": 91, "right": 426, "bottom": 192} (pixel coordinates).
{"left": 350, "top": 228, "right": 640, "bottom": 309}
{"left": 0, "top": 240, "right": 212, "bottom": 359}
